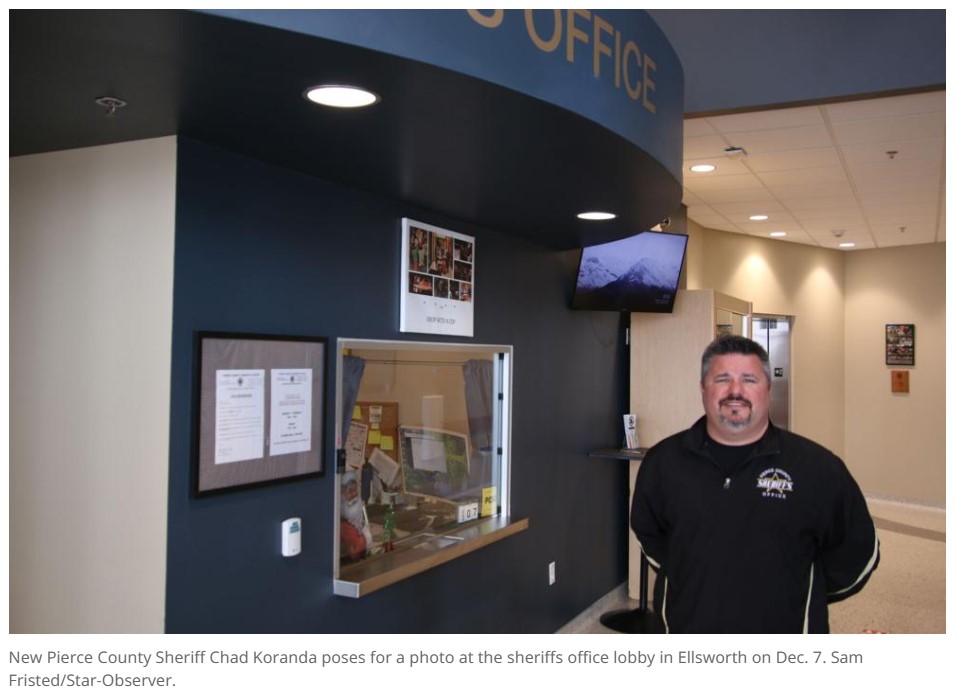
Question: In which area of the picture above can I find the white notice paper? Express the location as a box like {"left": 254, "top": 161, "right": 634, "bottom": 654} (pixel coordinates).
{"left": 410, "top": 435, "right": 448, "bottom": 473}
{"left": 270, "top": 369, "right": 312, "bottom": 457}
{"left": 215, "top": 370, "right": 265, "bottom": 464}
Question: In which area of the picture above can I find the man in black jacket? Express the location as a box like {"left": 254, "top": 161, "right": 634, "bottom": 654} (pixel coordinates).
{"left": 631, "top": 335, "right": 879, "bottom": 633}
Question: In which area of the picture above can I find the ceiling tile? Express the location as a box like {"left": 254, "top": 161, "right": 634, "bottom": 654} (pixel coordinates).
{"left": 681, "top": 188, "right": 705, "bottom": 206}
{"left": 801, "top": 218, "right": 871, "bottom": 233}
{"left": 791, "top": 207, "right": 864, "bottom": 223}
{"left": 688, "top": 216, "right": 738, "bottom": 233}
{"left": 684, "top": 134, "right": 733, "bottom": 159}
{"left": 683, "top": 118, "right": 717, "bottom": 136}
{"left": 722, "top": 124, "right": 832, "bottom": 154}
{"left": 763, "top": 228, "right": 817, "bottom": 245}
{"left": 693, "top": 187, "right": 776, "bottom": 205}
{"left": 766, "top": 181, "right": 854, "bottom": 199}
{"left": 681, "top": 92, "right": 945, "bottom": 252}
{"left": 807, "top": 227, "right": 871, "bottom": 240}
{"left": 746, "top": 147, "right": 842, "bottom": 172}
{"left": 875, "top": 232, "right": 938, "bottom": 248}
{"left": 839, "top": 137, "right": 943, "bottom": 164}
{"left": 686, "top": 209, "right": 723, "bottom": 222}
{"left": 831, "top": 112, "right": 946, "bottom": 145}
{"left": 780, "top": 195, "right": 858, "bottom": 211}
{"left": 683, "top": 172, "right": 763, "bottom": 192}
{"left": 708, "top": 200, "right": 787, "bottom": 216}
{"left": 870, "top": 222, "right": 937, "bottom": 237}
{"left": 845, "top": 158, "right": 941, "bottom": 183}
{"left": 857, "top": 189, "right": 939, "bottom": 207}
{"left": 705, "top": 106, "right": 824, "bottom": 133}
{"left": 853, "top": 176, "right": 938, "bottom": 196}
{"left": 757, "top": 166, "right": 848, "bottom": 187}
{"left": 858, "top": 201, "right": 938, "bottom": 219}
{"left": 725, "top": 212, "right": 800, "bottom": 227}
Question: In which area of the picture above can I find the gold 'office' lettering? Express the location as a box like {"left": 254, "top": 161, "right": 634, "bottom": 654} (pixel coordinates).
{"left": 525, "top": 9, "right": 561, "bottom": 52}
{"left": 467, "top": 9, "right": 503, "bottom": 28}
{"left": 623, "top": 41, "right": 642, "bottom": 101}
{"left": 566, "top": 9, "right": 590, "bottom": 63}
{"left": 593, "top": 15, "right": 614, "bottom": 78}
{"left": 466, "top": 9, "right": 659, "bottom": 114}
{"left": 643, "top": 54, "right": 658, "bottom": 113}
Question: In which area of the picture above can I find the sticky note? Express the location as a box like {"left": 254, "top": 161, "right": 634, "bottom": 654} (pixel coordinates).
{"left": 368, "top": 430, "right": 381, "bottom": 445}
{"left": 481, "top": 486, "right": 497, "bottom": 517}
{"left": 352, "top": 406, "right": 362, "bottom": 420}
{"left": 380, "top": 436, "right": 394, "bottom": 451}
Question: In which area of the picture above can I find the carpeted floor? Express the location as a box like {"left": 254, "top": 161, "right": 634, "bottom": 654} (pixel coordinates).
{"left": 558, "top": 497, "right": 946, "bottom": 634}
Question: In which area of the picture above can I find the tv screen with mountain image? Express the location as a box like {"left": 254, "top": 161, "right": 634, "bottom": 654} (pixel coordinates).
{"left": 572, "top": 231, "right": 688, "bottom": 313}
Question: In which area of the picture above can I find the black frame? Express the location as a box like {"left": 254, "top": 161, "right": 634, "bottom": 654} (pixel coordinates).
{"left": 193, "top": 331, "right": 327, "bottom": 496}
{"left": 885, "top": 323, "right": 915, "bottom": 366}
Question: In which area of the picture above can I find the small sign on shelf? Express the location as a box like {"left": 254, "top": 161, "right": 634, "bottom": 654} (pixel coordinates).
{"left": 624, "top": 414, "right": 639, "bottom": 449}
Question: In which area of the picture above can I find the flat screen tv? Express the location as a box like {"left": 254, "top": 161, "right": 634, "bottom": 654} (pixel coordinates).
{"left": 571, "top": 231, "right": 688, "bottom": 313}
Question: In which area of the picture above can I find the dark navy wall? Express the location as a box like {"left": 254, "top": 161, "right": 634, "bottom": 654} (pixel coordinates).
{"left": 166, "top": 138, "right": 629, "bottom": 633}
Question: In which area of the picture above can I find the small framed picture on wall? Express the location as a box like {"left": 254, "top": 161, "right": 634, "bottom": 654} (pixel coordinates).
{"left": 400, "top": 218, "right": 475, "bottom": 337}
{"left": 885, "top": 323, "right": 915, "bottom": 366}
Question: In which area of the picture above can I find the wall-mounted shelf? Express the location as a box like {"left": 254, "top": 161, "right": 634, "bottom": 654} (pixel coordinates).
{"left": 588, "top": 448, "right": 646, "bottom": 461}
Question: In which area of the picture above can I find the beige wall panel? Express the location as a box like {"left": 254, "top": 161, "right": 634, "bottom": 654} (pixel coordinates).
{"left": 9, "top": 137, "right": 176, "bottom": 632}
{"left": 844, "top": 244, "right": 945, "bottom": 505}
{"left": 630, "top": 290, "right": 714, "bottom": 446}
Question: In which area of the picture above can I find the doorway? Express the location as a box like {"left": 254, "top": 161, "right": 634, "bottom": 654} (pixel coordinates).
{"left": 752, "top": 314, "right": 792, "bottom": 430}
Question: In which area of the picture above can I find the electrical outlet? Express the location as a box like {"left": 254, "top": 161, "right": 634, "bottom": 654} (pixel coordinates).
{"left": 548, "top": 561, "right": 556, "bottom": 585}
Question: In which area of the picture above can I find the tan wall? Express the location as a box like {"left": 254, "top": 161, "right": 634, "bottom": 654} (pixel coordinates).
{"left": 9, "top": 138, "right": 176, "bottom": 632}
{"left": 685, "top": 220, "right": 846, "bottom": 458}
{"left": 844, "top": 244, "right": 946, "bottom": 505}
{"left": 684, "top": 220, "right": 945, "bottom": 506}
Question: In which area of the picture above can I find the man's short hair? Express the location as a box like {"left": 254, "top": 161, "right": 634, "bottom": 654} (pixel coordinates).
{"left": 700, "top": 335, "right": 772, "bottom": 386}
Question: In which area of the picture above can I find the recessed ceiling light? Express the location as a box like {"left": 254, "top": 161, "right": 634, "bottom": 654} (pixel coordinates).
{"left": 749, "top": 214, "right": 769, "bottom": 221}
{"left": 304, "top": 85, "right": 380, "bottom": 108}
{"left": 839, "top": 242, "right": 856, "bottom": 248}
{"left": 769, "top": 231, "right": 787, "bottom": 238}
{"left": 577, "top": 211, "right": 616, "bottom": 221}
{"left": 690, "top": 164, "right": 716, "bottom": 173}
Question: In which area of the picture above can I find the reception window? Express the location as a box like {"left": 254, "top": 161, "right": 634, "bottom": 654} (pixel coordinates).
{"left": 333, "top": 338, "right": 524, "bottom": 597}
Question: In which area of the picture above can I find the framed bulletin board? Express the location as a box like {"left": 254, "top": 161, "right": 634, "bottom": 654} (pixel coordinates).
{"left": 193, "top": 331, "right": 326, "bottom": 495}
{"left": 344, "top": 402, "right": 402, "bottom": 491}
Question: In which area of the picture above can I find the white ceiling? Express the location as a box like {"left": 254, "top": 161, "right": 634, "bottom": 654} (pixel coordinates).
{"left": 681, "top": 90, "right": 946, "bottom": 251}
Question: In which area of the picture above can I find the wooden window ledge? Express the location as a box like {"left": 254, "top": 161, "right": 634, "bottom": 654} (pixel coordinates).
{"left": 334, "top": 515, "right": 529, "bottom": 598}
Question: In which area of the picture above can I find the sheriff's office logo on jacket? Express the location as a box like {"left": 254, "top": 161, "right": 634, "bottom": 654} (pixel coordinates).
{"left": 756, "top": 468, "right": 794, "bottom": 499}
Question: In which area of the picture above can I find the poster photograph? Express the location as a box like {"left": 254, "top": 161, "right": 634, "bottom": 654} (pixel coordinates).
{"left": 885, "top": 323, "right": 915, "bottom": 366}
{"left": 400, "top": 218, "right": 474, "bottom": 337}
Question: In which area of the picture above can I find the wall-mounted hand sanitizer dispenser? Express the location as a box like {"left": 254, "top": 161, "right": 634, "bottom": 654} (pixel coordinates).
{"left": 282, "top": 517, "right": 302, "bottom": 557}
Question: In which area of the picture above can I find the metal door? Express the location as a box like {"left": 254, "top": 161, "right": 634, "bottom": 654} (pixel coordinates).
{"left": 752, "top": 315, "right": 791, "bottom": 430}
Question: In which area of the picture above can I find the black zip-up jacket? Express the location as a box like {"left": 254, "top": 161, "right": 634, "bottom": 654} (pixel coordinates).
{"left": 631, "top": 417, "right": 880, "bottom": 633}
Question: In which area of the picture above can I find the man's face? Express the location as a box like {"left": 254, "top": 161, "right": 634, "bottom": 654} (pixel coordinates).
{"left": 701, "top": 353, "right": 771, "bottom": 445}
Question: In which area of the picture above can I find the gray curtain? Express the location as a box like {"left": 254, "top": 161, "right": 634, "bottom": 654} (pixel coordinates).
{"left": 462, "top": 359, "right": 494, "bottom": 490}
{"left": 340, "top": 355, "right": 366, "bottom": 443}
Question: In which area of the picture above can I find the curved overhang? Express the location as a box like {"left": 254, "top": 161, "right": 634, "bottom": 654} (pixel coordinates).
{"left": 10, "top": 9, "right": 684, "bottom": 249}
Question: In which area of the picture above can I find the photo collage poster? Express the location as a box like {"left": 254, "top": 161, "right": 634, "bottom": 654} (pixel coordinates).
{"left": 400, "top": 218, "right": 474, "bottom": 337}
